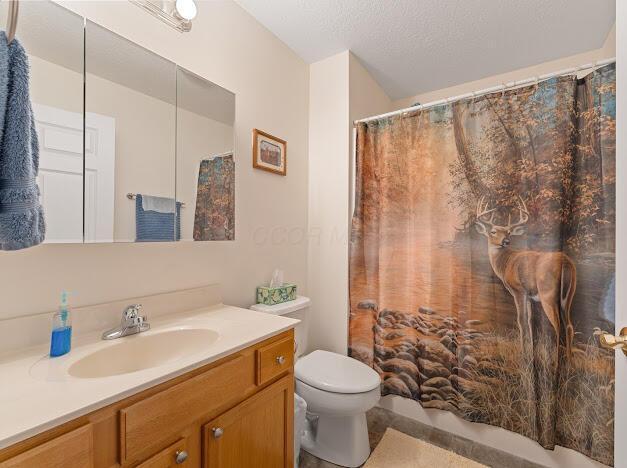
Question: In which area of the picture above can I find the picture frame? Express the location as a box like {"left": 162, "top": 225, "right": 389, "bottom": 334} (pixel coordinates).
{"left": 252, "top": 129, "right": 287, "bottom": 176}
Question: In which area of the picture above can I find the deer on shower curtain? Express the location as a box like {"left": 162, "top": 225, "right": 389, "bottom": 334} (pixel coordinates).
{"left": 349, "top": 64, "right": 616, "bottom": 466}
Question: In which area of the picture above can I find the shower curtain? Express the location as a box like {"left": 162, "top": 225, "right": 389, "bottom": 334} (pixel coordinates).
{"left": 349, "top": 64, "right": 615, "bottom": 465}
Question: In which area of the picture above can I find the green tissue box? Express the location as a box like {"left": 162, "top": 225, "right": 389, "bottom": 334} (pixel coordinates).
{"left": 256, "top": 284, "right": 297, "bottom": 305}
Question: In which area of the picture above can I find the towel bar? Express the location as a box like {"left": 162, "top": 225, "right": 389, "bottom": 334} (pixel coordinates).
{"left": 127, "top": 193, "right": 185, "bottom": 207}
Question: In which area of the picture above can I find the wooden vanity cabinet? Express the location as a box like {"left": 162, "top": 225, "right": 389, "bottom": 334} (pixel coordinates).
{"left": 136, "top": 437, "right": 189, "bottom": 468}
{"left": 0, "top": 329, "right": 294, "bottom": 468}
{"left": 0, "top": 425, "right": 93, "bottom": 468}
{"left": 203, "top": 377, "right": 293, "bottom": 468}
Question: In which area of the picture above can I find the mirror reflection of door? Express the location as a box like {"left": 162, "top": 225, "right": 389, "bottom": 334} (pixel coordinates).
{"left": 34, "top": 105, "right": 83, "bottom": 243}
{"left": 33, "top": 105, "right": 115, "bottom": 244}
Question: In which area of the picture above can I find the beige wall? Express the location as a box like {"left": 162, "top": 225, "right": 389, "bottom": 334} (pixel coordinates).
{"left": 393, "top": 24, "right": 616, "bottom": 110}
{"left": 307, "top": 51, "right": 350, "bottom": 354}
{"left": 29, "top": 56, "right": 82, "bottom": 114}
{"left": 349, "top": 54, "right": 393, "bottom": 123}
{"left": 307, "top": 52, "right": 391, "bottom": 355}
{"left": 0, "top": 0, "right": 309, "bottom": 319}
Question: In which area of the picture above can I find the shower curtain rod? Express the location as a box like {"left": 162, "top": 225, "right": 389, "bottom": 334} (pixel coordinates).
{"left": 353, "top": 57, "right": 616, "bottom": 125}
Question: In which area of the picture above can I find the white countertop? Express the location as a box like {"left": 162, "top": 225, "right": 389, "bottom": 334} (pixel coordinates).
{"left": 0, "top": 304, "right": 298, "bottom": 449}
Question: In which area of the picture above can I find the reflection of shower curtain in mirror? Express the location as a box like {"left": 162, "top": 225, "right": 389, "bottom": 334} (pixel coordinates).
{"left": 193, "top": 153, "right": 235, "bottom": 241}
{"left": 349, "top": 64, "right": 616, "bottom": 465}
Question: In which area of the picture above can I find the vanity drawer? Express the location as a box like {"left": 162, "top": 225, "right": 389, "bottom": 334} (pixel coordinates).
{"left": 256, "top": 336, "right": 294, "bottom": 386}
{"left": 137, "top": 437, "right": 189, "bottom": 468}
{"left": 0, "top": 424, "right": 93, "bottom": 468}
{"left": 120, "top": 354, "right": 255, "bottom": 465}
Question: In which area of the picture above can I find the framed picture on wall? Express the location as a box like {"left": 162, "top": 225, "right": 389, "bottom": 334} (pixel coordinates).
{"left": 252, "top": 129, "right": 287, "bottom": 176}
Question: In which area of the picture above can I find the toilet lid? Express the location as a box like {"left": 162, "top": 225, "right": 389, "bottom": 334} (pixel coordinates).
{"left": 295, "top": 350, "right": 381, "bottom": 394}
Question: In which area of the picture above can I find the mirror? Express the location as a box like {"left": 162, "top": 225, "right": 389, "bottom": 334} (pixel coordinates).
{"left": 2, "top": 1, "right": 236, "bottom": 245}
{"left": 4, "top": 1, "right": 85, "bottom": 243}
{"left": 85, "top": 21, "right": 177, "bottom": 243}
{"left": 176, "top": 68, "right": 235, "bottom": 241}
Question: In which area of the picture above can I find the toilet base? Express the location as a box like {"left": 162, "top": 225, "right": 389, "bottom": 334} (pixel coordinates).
{"left": 301, "top": 411, "right": 371, "bottom": 468}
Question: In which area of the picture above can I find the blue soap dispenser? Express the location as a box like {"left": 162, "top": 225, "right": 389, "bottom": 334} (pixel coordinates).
{"left": 50, "top": 291, "right": 72, "bottom": 357}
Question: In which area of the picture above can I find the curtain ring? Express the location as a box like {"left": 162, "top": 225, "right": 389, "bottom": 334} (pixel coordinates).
{"left": 501, "top": 84, "right": 506, "bottom": 98}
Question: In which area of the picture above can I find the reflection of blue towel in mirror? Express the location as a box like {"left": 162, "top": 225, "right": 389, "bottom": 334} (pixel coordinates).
{"left": 135, "top": 194, "right": 181, "bottom": 242}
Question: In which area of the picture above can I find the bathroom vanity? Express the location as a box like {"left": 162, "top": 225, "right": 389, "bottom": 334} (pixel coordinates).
{"left": 0, "top": 330, "right": 294, "bottom": 467}
{"left": 0, "top": 288, "right": 297, "bottom": 468}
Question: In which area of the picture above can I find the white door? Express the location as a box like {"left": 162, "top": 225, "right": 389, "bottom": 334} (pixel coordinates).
{"left": 34, "top": 104, "right": 84, "bottom": 243}
{"left": 34, "top": 104, "right": 115, "bottom": 243}
{"left": 615, "top": 2, "right": 626, "bottom": 467}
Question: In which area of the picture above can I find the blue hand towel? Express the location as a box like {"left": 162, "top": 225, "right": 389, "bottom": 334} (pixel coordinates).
{"left": 0, "top": 33, "right": 45, "bottom": 250}
{"left": 135, "top": 194, "right": 181, "bottom": 242}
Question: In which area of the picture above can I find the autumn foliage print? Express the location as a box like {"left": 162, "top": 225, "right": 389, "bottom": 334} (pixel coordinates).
{"left": 349, "top": 64, "right": 615, "bottom": 466}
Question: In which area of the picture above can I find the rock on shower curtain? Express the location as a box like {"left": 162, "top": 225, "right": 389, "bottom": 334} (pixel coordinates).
{"left": 349, "top": 64, "right": 615, "bottom": 466}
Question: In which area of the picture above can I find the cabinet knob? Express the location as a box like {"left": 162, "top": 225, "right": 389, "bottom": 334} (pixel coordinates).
{"left": 276, "top": 355, "right": 286, "bottom": 365}
{"left": 174, "top": 450, "right": 188, "bottom": 464}
{"left": 212, "top": 427, "right": 224, "bottom": 439}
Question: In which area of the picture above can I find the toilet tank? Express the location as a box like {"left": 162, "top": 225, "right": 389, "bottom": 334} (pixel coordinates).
{"left": 250, "top": 296, "right": 310, "bottom": 358}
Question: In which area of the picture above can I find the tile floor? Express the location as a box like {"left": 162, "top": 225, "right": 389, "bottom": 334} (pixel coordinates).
{"left": 299, "top": 407, "right": 546, "bottom": 468}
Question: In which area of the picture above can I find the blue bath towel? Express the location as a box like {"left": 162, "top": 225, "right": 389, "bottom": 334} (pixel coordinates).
{"left": 135, "top": 194, "right": 181, "bottom": 242}
{"left": 0, "top": 33, "right": 45, "bottom": 250}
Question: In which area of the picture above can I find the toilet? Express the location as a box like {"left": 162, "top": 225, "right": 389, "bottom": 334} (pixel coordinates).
{"left": 250, "top": 297, "right": 381, "bottom": 468}
{"left": 296, "top": 350, "right": 381, "bottom": 467}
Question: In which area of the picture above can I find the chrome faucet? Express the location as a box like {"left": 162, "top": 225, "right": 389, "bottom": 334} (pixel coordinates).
{"left": 102, "top": 304, "right": 150, "bottom": 340}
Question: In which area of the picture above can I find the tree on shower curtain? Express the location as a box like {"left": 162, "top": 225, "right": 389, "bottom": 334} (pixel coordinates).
{"left": 349, "top": 64, "right": 615, "bottom": 466}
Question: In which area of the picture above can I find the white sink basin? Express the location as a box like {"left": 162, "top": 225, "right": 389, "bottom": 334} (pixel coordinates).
{"left": 67, "top": 328, "right": 219, "bottom": 378}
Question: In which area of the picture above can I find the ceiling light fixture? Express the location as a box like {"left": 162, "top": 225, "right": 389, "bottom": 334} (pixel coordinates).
{"left": 129, "top": 0, "right": 195, "bottom": 33}
{"left": 175, "top": 0, "right": 197, "bottom": 21}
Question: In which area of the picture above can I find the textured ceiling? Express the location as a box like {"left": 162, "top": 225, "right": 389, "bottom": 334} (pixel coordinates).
{"left": 236, "top": 0, "right": 615, "bottom": 100}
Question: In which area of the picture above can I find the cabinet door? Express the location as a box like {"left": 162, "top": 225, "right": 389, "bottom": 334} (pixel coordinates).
{"left": 203, "top": 376, "right": 293, "bottom": 468}
{"left": 0, "top": 425, "right": 93, "bottom": 468}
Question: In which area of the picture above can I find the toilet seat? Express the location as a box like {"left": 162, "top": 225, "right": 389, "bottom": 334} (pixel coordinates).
{"left": 295, "top": 350, "right": 380, "bottom": 394}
